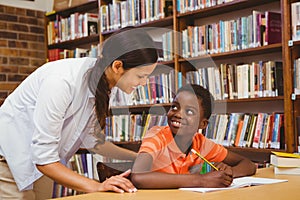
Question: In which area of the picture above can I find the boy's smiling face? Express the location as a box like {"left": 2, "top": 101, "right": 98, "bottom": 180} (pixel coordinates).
{"left": 167, "top": 90, "right": 208, "bottom": 137}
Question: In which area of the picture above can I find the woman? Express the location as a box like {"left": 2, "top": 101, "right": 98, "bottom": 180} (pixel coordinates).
{"left": 0, "top": 27, "right": 158, "bottom": 199}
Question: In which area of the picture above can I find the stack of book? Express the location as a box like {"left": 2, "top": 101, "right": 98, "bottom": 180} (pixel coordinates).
{"left": 270, "top": 151, "right": 300, "bottom": 175}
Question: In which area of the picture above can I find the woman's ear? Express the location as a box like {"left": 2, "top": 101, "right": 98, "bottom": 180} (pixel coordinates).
{"left": 111, "top": 60, "right": 124, "bottom": 74}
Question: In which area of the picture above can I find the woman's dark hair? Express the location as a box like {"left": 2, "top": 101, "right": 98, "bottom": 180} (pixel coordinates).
{"left": 89, "top": 27, "right": 158, "bottom": 129}
{"left": 176, "top": 84, "right": 214, "bottom": 119}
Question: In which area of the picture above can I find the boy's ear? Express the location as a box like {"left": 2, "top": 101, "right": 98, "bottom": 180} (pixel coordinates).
{"left": 199, "top": 119, "right": 209, "bottom": 129}
{"left": 111, "top": 60, "right": 124, "bottom": 74}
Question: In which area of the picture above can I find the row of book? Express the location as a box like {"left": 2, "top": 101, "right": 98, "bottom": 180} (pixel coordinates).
{"left": 293, "top": 58, "right": 300, "bottom": 95}
{"left": 52, "top": 153, "right": 95, "bottom": 198}
{"left": 104, "top": 111, "right": 284, "bottom": 149}
{"left": 291, "top": 2, "right": 300, "bottom": 42}
{"left": 52, "top": 153, "right": 125, "bottom": 198}
{"left": 180, "top": 10, "right": 281, "bottom": 58}
{"left": 111, "top": 60, "right": 283, "bottom": 107}
{"left": 176, "top": 0, "right": 234, "bottom": 13}
{"left": 205, "top": 112, "right": 284, "bottom": 150}
{"left": 99, "top": 0, "right": 172, "bottom": 32}
{"left": 48, "top": 45, "right": 98, "bottom": 61}
{"left": 161, "top": 30, "right": 174, "bottom": 61}
{"left": 105, "top": 113, "right": 167, "bottom": 142}
{"left": 186, "top": 61, "right": 283, "bottom": 100}
{"left": 110, "top": 70, "right": 178, "bottom": 106}
{"left": 47, "top": 12, "right": 98, "bottom": 45}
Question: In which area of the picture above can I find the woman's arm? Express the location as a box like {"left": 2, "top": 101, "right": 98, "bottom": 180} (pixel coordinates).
{"left": 92, "top": 141, "right": 137, "bottom": 160}
{"left": 131, "top": 152, "right": 233, "bottom": 189}
{"left": 37, "top": 161, "right": 137, "bottom": 193}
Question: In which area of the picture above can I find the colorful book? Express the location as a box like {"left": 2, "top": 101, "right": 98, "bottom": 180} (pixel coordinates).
{"left": 291, "top": 2, "right": 300, "bottom": 41}
{"left": 271, "top": 154, "right": 300, "bottom": 167}
{"left": 264, "top": 11, "right": 281, "bottom": 45}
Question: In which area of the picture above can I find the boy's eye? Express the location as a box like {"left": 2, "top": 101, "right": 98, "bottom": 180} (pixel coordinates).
{"left": 186, "top": 109, "right": 194, "bottom": 115}
{"left": 171, "top": 105, "right": 178, "bottom": 110}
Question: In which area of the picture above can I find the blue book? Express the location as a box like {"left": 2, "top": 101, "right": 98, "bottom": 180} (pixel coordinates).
{"left": 178, "top": 72, "right": 182, "bottom": 88}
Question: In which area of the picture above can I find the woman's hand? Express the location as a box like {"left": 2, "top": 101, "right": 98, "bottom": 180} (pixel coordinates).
{"left": 98, "top": 169, "right": 137, "bottom": 193}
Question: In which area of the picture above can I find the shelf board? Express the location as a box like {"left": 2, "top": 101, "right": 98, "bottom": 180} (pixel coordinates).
{"left": 111, "top": 142, "right": 286, "bottom": 163}
{"left": 47, "top": 34, "right": 99, "bottom": 49}
{"left": 177, "top": 0, "right": 280, "bottom": 19}
{"left": 158, "top": 60, "right": 175, "bottom": 66}
{"left": 217, "top": 96, "right": 284, "bottom": 103}
{"left": 292, "top": 40, "right": 300, "bottom": 47}
{"left": 226, "top": 146, "right": 285, "bottom": 163}
{"left": 111, "top": 103, "right": 172, "bottom": 115}
{"left": 111, "top": 97, "right": 284, "bottom": 115}
{"left": 46, "top": 1, "right": 98, "bottom": 20}
{"left": 100, "top": 16, "right": 174, "bottom": 37}
{"left": 214, "top": 97, "right": 284, "bottom": 113}
{"left": 179, "top": 43, "right": 282, "bottom": 63}
{"left": 138, "top": 16, "right": 174, "bottom": 28}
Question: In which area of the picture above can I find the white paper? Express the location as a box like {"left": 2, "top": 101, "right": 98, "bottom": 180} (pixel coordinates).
{"left": 179, "top": 177, "right": 288, "bottom": 193}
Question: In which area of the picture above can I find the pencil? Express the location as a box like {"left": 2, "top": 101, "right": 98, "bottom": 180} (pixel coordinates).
{"left": 191, "top": 148, "right": 219, "bottom": 171}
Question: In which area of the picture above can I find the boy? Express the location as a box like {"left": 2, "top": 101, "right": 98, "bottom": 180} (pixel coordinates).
{"left": 131, "top": 84, "right": 256, "bottom": 188}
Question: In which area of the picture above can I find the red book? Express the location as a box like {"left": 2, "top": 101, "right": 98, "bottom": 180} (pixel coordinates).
{"left": 252, "top": 113, "right": 267, "bottom": 148}
{"left": 264, "top": 11, "right": 282, "bottom": 45}
{"left": 149, "top": 76, "right": 157, "bottom": 104}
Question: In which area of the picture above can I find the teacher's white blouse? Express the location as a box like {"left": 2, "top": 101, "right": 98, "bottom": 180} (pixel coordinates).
{"left": 0, "top": 57, "right": 99, "bottom": 191}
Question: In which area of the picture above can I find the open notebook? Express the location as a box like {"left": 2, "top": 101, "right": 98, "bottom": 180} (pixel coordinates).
{"left": 179, "top": 177, "right": 287, "bottom": 193}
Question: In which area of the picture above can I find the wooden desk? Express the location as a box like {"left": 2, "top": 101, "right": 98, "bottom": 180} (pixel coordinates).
{"left": 54, "top": 167, "right": 300, "bottom": 200}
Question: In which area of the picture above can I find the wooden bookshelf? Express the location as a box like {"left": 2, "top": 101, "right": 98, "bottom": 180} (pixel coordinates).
{"left": 45, "top": 1, "right": 100, "bottom": 60}
{"left": 226, "top": 146, "right": 283, "bottom": 165}
{"left": 45, "top": 0, "right": 299, "bottom": 168}
{"left": 96, "top": 0, "right": 298, "bottom": 160}
{"left": 42, "top": 0, "right": 300, "bottom": 197}
{"left": 46, "top": 1, "right": 98, "bottom": 20}
{"left": 47, "top": 34, "right": 99, "bottom": 50}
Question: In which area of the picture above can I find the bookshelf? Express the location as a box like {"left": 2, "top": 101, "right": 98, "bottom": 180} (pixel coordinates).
{"left": 288, "top": 1, "right": 300, "bottom": 153}
{"left": 98, "top": 0, "right": 299, "bottom": 164}
{"left": 45, "top": 0, "right": 299, "bottom": 181}
{"left": 42, "top": 0, "right": 300, "bottom": 197}
{"left": 45, "top": 0, "right": 99, "bottom": 61}
{"left": 178, "top": 0, "right": 297, "bottom": 155}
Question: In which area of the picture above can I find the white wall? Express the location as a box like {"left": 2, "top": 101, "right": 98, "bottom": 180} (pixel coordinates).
{"left": 0, "top": 0, "right": 53, "bottom": 12}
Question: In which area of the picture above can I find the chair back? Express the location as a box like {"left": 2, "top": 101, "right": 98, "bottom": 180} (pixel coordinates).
{"left": 97, "top": 161, "right": 134, "bottom": 182}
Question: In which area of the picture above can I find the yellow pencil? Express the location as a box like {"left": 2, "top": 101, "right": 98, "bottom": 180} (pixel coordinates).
{"left": 191, "top": 148, "right": 219, "bottom": 171}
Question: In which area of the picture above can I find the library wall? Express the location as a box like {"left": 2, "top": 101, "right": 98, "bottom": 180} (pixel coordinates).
{"left": 0, "top": 5, "right": 46, "bottom": 105}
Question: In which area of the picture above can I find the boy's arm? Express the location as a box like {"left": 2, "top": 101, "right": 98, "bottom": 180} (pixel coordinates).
{"left": 131, "top": 152, "right": 233, "bottom": 189}
{"left": 221, "top": 150, "right": 257, "bottom": 178}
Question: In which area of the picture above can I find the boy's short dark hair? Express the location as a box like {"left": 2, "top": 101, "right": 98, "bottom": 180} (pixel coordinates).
{"left": 176, "top": 84, "right": 214, "bottom": 119}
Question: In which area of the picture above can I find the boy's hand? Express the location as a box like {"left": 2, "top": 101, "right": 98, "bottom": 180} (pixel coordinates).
{"left": 215, "top": 162, "right": 233, "bottom": 177}
{"left": 199, "top": 170, "right": 233, "bottom": 188}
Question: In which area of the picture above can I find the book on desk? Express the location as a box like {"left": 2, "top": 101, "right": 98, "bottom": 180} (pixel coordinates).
{"left": 270, "top": 151, "right": 300, "bottom": 175}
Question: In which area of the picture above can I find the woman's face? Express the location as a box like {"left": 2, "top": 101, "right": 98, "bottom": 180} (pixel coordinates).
{"left": 116, "top": 63, "right": 157, "bottom": 94}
